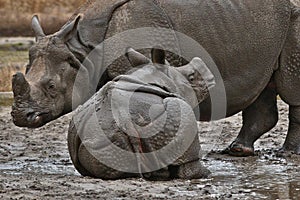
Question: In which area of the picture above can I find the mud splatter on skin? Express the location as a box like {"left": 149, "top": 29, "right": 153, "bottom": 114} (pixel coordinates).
{"left": 0, "top": 101, "right": 300, "bottom": 199}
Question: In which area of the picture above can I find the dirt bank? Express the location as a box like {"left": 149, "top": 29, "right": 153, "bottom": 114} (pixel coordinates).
{"left": 1, "top": 100, "right": 300, "bottom": 199}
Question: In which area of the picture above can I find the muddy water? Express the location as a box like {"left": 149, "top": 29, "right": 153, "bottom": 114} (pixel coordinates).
{"left": 1, "top": 101, "right": 300, "bottom": 199}
{"left": 205, "top": 153, "right": 300, "bottom": 199}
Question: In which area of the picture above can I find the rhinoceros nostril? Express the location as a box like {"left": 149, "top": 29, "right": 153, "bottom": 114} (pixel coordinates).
{"left": 26, "top": 111, "right": 43, "bottom": 126}
{"left": 26, "top": 108, "right": 41, "bottom": 118}
{"left": 26, "top": 111, "right": 49, "bottom": 124}
{"left": 26, "top": 111, "right": 36, "bottom": 121}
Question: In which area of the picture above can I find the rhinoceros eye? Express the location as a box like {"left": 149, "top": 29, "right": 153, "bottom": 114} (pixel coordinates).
{"left": 48, "top": 83, "right": 55, "bottom": 90}
{"left": 188, "top": 73, "right": 195, "bottom": 82}
{"left": 46, "top": 80, "right": 57, "bottom": 98}
{"left": 47, "top": 80, "right": 56, "bottom": 90}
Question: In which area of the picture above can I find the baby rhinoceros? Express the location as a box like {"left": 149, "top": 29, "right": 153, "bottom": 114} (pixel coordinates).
{"left": 67, "top": 48, "right": 215, "bottom": 180}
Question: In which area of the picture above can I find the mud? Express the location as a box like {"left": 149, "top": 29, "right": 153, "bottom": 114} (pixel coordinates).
{"left": 1, "top": 100, "right": 300, "bottom": 199}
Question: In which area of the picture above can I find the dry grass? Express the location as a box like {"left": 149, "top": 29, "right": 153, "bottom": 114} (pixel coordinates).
{"left": 0, "top": 65, "right": 26, "bottom": 92}
{"left": 0, "top": 0, "right": 86, "bottom": 36}
{"left": 0, "top": 50, "right": 27, "bottom": 92}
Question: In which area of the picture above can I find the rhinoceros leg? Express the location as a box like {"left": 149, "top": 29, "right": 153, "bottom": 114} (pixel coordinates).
{"left": 172, "top": 126, "right": 211, "bottom": 179}
{"left": 224, "top": 82, "right": 278, "bottom": 156}
{"left": 176, "top": 160, "right": 211, "bottom": 179}
{"left": 68, "top": 117, "right": 133, "bottom": 179}
{"left": 280, "top": 106, "right": 300, "bottom": 154}
{"left": 274, "top": 10, "right": 300, "bottom": 154}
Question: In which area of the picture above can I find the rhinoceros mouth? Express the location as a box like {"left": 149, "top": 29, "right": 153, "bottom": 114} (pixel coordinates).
{"left": 11, "top": 106, "right": 52, "bottom": 128}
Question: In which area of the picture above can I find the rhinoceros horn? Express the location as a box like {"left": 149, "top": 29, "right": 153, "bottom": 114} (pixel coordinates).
{"left": 125, "top": 48, "right": 150, "bottom": 67}
{"left": 56, "top": 15, "right": 82, "bottom": 42}
{"left": 12, "top": 72, "right": 30, "bottom": 100}
{"left": 31, "top": 15, "right": 45, "bottom": 40}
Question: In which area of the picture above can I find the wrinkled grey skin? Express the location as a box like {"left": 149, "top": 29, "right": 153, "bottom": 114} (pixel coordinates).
{"left": 11, "top": 0, "right": 300, "bottom": 155}
{"left": 68, "top": 48, "right": 215, "bottom": 180}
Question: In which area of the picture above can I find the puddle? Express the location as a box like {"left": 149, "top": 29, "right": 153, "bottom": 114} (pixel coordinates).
{"left": 0, "top": 159, "right": 79, "bottom": 176}
{"left": 202, "top": 153, "right": 300, "bottom": 199}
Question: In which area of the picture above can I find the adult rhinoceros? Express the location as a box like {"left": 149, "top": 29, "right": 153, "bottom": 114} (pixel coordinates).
{"left": 11, "top": 0, "right": 300, "bottom": 156}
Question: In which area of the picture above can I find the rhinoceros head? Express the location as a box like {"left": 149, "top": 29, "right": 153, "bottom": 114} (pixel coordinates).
{"left": 126, "top": 48, "right": 216, "bottom": 104}
{"left": 11, "top": 15, "right": 82, "bottom": 128}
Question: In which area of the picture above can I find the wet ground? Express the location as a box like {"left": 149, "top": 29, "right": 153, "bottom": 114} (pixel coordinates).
{"left": 1, "top": 100, "right": 300, "bottom": 199}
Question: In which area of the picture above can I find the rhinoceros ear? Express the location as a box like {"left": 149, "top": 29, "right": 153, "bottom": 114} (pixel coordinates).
{"left": 31, "top": 15, "right": 45, "bottom": 41}
{"left": 151, "top": 48, "right": 166, "bottom": 65}
{"left": 125, "top": 48, "right": 150, "bottom": 67}
{"left": 190, "top": 57, "right": 215, "bottom": 87}
{"left": 56, "top": 15, "right": 81, "bottom": 42}
{"left": 177, "top": 57, "right": 216, "bottom": 89}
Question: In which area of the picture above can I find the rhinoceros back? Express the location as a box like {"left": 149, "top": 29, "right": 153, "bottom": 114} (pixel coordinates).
{"left": 157, "top": 0, "right": 292, "bottom": 116}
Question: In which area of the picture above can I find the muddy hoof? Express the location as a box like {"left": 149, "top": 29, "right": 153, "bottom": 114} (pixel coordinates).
{"left": 222, "top": 142, "right": 254, "bottom": 157}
